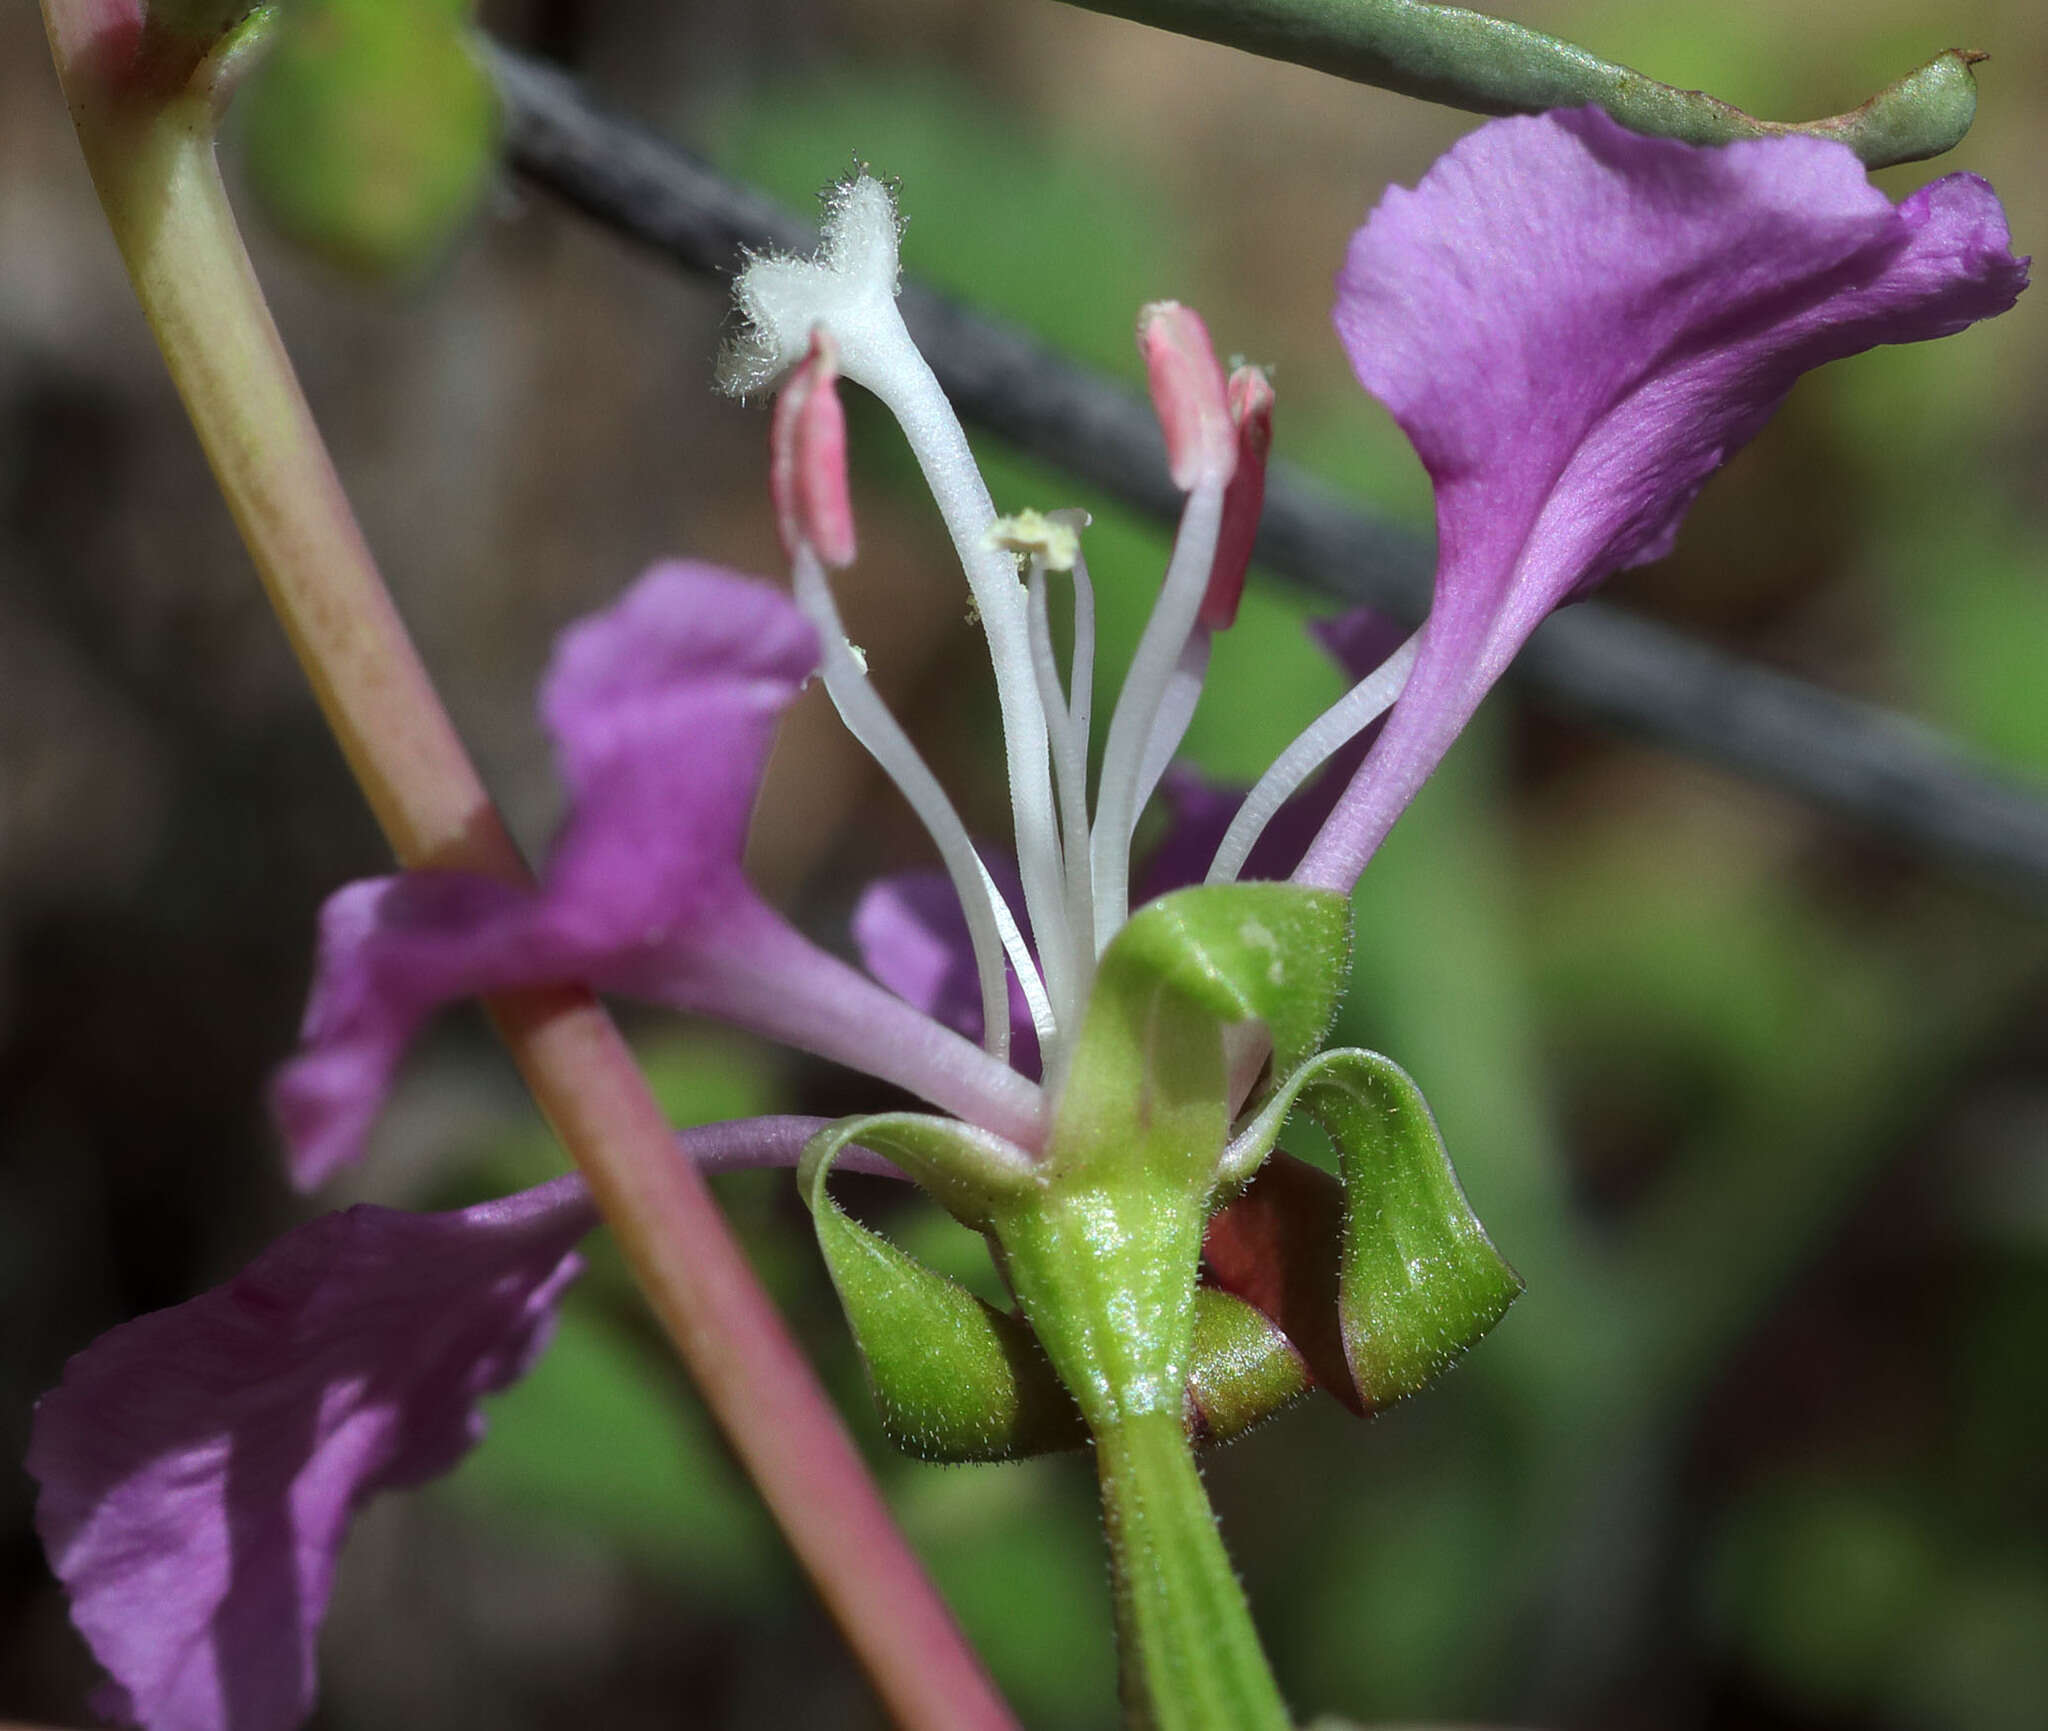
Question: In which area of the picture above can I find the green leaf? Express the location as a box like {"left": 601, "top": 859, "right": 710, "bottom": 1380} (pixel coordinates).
{"left": 800, "top": 1119, "right": 1085, "bottom": 1462}
{"left": 240, "top": 0, "right": 497, "bottom": 276}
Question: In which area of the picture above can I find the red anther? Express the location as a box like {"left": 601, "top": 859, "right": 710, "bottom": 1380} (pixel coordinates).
{"left": 1138, "top": 301, "right": 1236, "bottom": 493}
{"left": 769, "top": 327, "right": 857, "bottom": 568}
{"left": 1200, "top": 364, "right": 1274, "bottom": 631}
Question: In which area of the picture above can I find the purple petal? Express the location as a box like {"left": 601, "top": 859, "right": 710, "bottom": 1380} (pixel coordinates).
{"left": 538, "top": 561, "right": 820, "bottom": 942}
{"left": 273, "top": 565, "right": 1043, "bottom": 1185}
{"left": 852, "top": 866, "right": 1042, "bottom": 1081}
{"left": 27, "top": 1182, "right": 590, "bottom": 1731}
{"left": 27, "top": 1116, "right": 905, "bottom": 1731}
{"left": 1300, "top": 109, "right": 2026, "bottom": 891}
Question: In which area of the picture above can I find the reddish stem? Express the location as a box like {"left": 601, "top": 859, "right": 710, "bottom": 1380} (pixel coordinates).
{"left": 39, "top": 14, "right": 1014, "bottom": 1728}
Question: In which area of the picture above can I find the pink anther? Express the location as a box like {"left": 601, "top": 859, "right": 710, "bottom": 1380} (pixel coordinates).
{"left": 769, "top": 327, "right": 857, "bottom": 568}
{"left": 1138, "top": 301, "right": 1236, "bottom": 493}
{"left": 1199, "top": 364, "right": 1274, "bottom": 631}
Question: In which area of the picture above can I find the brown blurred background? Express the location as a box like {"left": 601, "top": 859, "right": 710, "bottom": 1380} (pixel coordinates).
{"left": 3, "top": 1, "right": 2045, "bottom": 1726}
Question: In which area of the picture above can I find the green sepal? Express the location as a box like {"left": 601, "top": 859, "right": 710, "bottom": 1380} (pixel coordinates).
{"left": 1185, "top": 1289, "right": 1311, "bottom": 1445}
{"left": 799, "top": 1118, "right": 1085, "bottom": 1462}
{"left": 1071, "top": 883, "right": 1352, "bottom": 1136}
{"left": 1209, "top": 1049, "right": 1521, "bottom": 1411}
{"left": 799, "top": 1117, "right": 1309, "bottom": 1460}
{"left": 990, "top": 885, "right": 1344, "bottom": 1432}
{"left": 240, "top": 0, "right": 498, "bottom": 277}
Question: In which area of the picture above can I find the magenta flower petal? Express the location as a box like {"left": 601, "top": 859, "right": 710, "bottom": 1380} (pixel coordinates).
{"left": 26, "top": 1114, "right": 905, "bottom": 1731}
{"left": 537, "top": 560, "right": 821, "bottom": 942}
{"left": 851, "top": 868, "right": 1041, "bottom": 1080}
{"left": 27, "top": 1181, "right": 591, "bottom": 1731}
{"left": 1300, "top": 109, "right": 2027, "bottom": 891}
{"left": 274, "top": 561, "right": 1041, "bottom": 1187}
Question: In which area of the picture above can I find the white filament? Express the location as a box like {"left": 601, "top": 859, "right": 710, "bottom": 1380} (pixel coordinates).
{"left": 725, "top": 176, "right": 1077, "bottom": 1045}
{"left": 1026, "top": 561, "right": 1096, "bottom": 1031}
{"left": 1132, "top": 628, "right": 1211, "bottom": 829}
{"left": 1206, "top": 631, "right": 1421, "bottom": 885}
{"left": 846, "top": 338, "right": 1078, "bottom": 1032}
{"left": 976, "top": 855, "right": 1060, "bottom": 1052}
{"left": 791, "top": 549, "right": 1041, "bottom": 1061}
{"left": 1088, "top": 478, "right": 1226, "bottom": 949}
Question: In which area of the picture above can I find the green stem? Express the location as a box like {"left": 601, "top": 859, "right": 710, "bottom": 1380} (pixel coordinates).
{"left": 1062, "top": 0, "right": 1981, "bottom": 167}
{"left": 996, "top": 1173, "right": 1291, "bottom": 1729}
{"left": 42, "top": 14, "right": 1014, "bottom": 1729}
{"left": 1096, "top": 1410, "right": 1292, "bottom": 1731}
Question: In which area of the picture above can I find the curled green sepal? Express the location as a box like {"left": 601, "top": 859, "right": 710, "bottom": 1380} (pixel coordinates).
{"left": 799, "top": 1119, "right": 1312, "bottom": 1459}
{"left": 1058, "top": 883, "right": 1351, "bottom": 1181}
{"left": 1065, "top": 1, "right": 1980, "bottom": 167}
{"left": 1185, "top": 1289, "right": 1310, "bottom": 1444}
{"left": 1206, "top": 1048, "right": 1521, "bottom": 1411}
{"left": 799, "top": 1116, "right": 1085, "bottom": 1462}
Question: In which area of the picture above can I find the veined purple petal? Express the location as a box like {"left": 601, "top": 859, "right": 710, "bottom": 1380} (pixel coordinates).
{"left": 28, "top": 1183, "right": 589, "bottom": 1731}
{"left": 274, "top": 563, "right": 1042, "bottom": 1186}
{"left": 27, "top": 1117, "right": 901, "bottom": 1731}
{"left": 1299, "top": 109, "right": 2027, "bottom": 892}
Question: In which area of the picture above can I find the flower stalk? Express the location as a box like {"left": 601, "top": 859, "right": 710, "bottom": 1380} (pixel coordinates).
{"left": 1062, "top": 0, "right": 1983, "bottom": 167}
{"left": 1094, "top": 1410, "right": 1288, "bottom": 1731}
{"left": 40, "top": 10, "right": 1014, "bottom": 1728}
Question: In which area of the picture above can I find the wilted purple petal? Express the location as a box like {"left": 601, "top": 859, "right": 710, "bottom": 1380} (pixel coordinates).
{"left": 28, "top": 1182, "right": 589, "bottom": 1731}
{"left": 274, "top": 563, "right": 1042, "bottom": 1186}
{"left": 853, "top": 866, "right": 1041, "bottom": 1080}
{"left": 1299, "top": 109, "right": 2027, "bottom": 891}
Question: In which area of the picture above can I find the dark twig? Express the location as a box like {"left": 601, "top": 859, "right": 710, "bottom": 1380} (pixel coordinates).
{"left": 488, "top": 43, "right": 2048, "bottom": 909}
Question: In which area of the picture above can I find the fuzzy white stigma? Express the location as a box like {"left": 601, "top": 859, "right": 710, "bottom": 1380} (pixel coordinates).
{"left": 721, "top": 176, "right": 905, "bottom": 397}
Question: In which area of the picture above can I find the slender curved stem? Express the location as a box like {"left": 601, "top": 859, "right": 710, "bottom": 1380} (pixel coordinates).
{"left": 1095, "top": 1411, "right": 1291, "bottom": 1731}
{"left": 42, "top": 19, "right": 1013, "bottom": 1728}
{"left": 1061, "top": 0, "right": 1980, "bottom": 167}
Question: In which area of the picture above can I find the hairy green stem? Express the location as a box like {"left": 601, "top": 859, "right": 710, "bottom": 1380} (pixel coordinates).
{"left": 997, "top": 1175, "right": 1291, "bottom": 1730}
{"left": 41, "top": 12, "right": 1013, "bottom": 1728}
{"left": 1096, "top": 1410, "right": 1291, "bottom": 1731}
{"left": 1062, "top": 0, "right": 1980, "bottom": 166}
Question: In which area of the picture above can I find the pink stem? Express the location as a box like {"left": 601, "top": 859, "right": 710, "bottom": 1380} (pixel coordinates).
{"left": 40, "top": 15, "right": 1014, "bottom": 1728}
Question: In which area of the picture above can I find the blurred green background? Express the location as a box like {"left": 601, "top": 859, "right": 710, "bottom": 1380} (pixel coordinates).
{"left": 2, "top": 1, "right": 2044, "bottom": 1727}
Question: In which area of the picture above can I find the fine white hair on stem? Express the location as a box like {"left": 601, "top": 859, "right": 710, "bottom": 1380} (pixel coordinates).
{"left": 1088, "top": 478, "right": 1226, "bottom": 949}
{"left": 790, "top": 549, "right": 1045, "bottom": 1061}
{"left": 1132, "top": 628, "right": 1211, "bottom": 829}
{"left": 1206, "top": 631, "right": 1422, "bottom": 885}
{"left": 1027, "top": 560, "right": 1096, "bottom": 1031}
